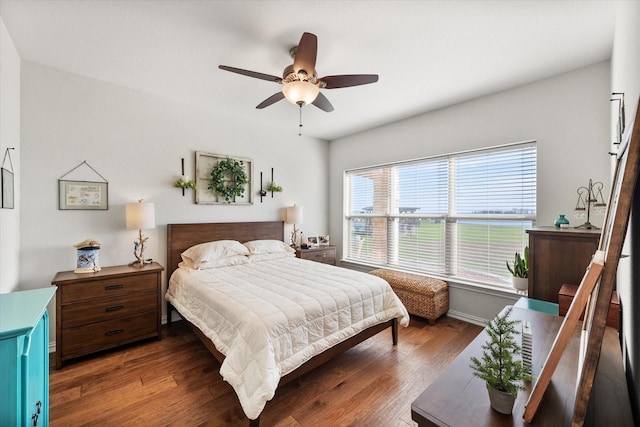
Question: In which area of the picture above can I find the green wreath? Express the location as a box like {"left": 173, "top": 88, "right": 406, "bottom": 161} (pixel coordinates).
{"left": 208, "top": 157, "right": 248, "bottom": 203}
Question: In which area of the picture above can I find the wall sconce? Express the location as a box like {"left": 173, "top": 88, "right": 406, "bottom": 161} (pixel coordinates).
{"left": 573, "top": 179, "right": 607, "bottom": 229}
{"left": 126, "top": 199, "right": 156, "bottom": 267}
{"left": 286, "top": 205, "right": 303, "bottom": 247}
{"left": 173, "top": 158, "right": 195, "bottom": 195}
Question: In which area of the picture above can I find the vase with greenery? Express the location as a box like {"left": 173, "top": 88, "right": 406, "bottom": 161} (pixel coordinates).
{"left": 469, "top": 306, "right": 534, "bottom": 414}
{"left": 507, "top": 246, "right": 529, "bottom": 292}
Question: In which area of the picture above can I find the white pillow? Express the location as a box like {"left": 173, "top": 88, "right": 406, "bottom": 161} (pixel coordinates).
{"left": 247, "top": 252, "right": 295, "bottom": 262}
{"left": 178, "top": 255, "right": 249, "bottom": 270}
{"left": 181, "top": 240, "right": 249, "bottom": 269}
{"left": 243, "top": 239, "right": 295, "bottom": 254}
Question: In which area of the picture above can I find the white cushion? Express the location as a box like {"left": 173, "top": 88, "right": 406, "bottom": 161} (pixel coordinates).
{"left": 181, "top": 240, "right": 249, "bottom": 269}
{"left": 243, "top": 239, "right": 295, "bottom": 255}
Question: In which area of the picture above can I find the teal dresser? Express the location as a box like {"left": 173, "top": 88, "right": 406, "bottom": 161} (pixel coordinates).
{"left": 0, "top": 287, "right": 56, "bottom": 426}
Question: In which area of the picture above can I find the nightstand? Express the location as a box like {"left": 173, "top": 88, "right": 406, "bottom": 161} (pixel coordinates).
{"left": 51, "top": 262, "right": 164, "bottom": 369}
{"left": 295, "top": 245, "right": 336, "bottom": 265}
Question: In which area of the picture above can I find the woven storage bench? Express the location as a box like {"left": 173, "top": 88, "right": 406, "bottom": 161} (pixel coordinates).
{"left": 369, "top": 269, "right": 448, "bottom": 324}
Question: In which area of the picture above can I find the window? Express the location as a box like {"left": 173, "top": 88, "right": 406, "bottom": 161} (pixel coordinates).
{"left": 344, "top": 142, "right": 536, "bottom": 288}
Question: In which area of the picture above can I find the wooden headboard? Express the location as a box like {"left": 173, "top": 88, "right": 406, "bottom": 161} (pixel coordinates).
{"left": 166, "top": 221, "right": 284, "bottom": 279}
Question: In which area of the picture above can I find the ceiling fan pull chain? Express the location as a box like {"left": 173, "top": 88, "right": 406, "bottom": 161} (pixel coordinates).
{"left": 298, "top": 104, "right": 303, "bottom": 136}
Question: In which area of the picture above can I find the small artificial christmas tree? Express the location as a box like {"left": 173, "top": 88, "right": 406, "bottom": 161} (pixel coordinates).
{"left": 469, "top": 306, "right": 534, "bottom": 412}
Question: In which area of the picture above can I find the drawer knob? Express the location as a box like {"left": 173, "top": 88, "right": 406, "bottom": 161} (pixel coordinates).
{"left": 105, "top": 329, "right": 124, "bottom": 336}
{"left": 105, "top": 305, "right": 124, "bottom": 312}
{"left": 105, "top": 284, "right": 124, "bottom": 291}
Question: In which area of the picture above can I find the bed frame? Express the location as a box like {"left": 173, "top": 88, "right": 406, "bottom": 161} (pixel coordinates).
{"left": 165, "top": 221, "right": 399, "bottom": 426}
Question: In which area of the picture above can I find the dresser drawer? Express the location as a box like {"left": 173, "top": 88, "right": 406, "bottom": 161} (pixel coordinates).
{"left": 299, "top": 247, "right": 336, "bottom": 265}
{"left": 60, "top": 274, "right": 157, "bottom": 303}
{"left": 61, "top": 290, "right": 157, "bottom": 329}
{"left": 62, "top": 311, "right": 158, "bottom": 358}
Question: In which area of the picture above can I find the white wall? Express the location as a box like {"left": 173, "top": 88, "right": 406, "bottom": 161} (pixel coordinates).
{"left": 611, "top": 0, "right": 640, "bottom": 419}
{"left": 0, "top": 17, "right": 21, "bottom": 294}
{"left": 329, "top": 61, "right": 611, "bottom": 323}
{"left": 20, "top": 62, "right": 329, "bottom": 338}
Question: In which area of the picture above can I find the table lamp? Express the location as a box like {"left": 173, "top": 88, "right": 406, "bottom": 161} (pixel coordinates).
{"left": 126, "top": 199, "right": 155, "bottom": 267}
{"left": 286, "top": 205, "right": 303, "bottom": 247}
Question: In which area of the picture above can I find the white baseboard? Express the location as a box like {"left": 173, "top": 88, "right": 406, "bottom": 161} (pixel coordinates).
{"left": 446, "top": 309, "right": 488, "bottom": 327}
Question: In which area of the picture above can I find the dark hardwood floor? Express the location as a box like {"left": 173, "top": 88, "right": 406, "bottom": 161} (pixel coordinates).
{"left": 49, "top": 316, "right": 482, "bottom": 426}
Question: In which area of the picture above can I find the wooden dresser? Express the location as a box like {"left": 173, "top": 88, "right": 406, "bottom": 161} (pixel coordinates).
{"left": 296, "top": 245, "right": 336, "bottom": 265}
{"left": 526, "top": 227, "right": 600, "bottom": 303}
{"left": 51, "top": 263, "right": 164, "bottom": 369}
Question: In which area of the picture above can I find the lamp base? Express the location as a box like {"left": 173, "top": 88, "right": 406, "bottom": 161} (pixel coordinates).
{"left": 128, "top": 259, "right": 153, "bottom": 268}
{"left": 575, "top": 221, "right": 600, "bottom": 230}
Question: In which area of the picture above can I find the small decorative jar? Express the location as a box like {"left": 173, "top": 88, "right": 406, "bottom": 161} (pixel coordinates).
{"left": 554, "top": 214, "right": 570, "bottom": 228}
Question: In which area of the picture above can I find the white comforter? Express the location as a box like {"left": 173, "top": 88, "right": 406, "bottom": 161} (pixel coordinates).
{"left": 165, "top": 256, "right": 409, "bottom": 420}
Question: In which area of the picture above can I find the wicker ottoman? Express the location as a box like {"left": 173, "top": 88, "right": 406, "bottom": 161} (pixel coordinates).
{"left": 369, "top": 269, "right": 449, "bottom": 324}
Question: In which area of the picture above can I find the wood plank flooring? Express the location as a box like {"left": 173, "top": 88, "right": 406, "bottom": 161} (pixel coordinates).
{"left": 49, "top": 316, "right": 482, "bottom": 426}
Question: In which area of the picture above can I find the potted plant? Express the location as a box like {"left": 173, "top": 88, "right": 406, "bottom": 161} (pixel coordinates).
{"left": 506, "top": 246, "right": 528, "bottom": 292}
{"left": 469, "top": 306, "right": 534, "bottom": 414}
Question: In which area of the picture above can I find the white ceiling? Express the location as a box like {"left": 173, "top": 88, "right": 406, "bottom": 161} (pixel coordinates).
{"left": 0, "top": 0, "right": 617, "bottom": 141}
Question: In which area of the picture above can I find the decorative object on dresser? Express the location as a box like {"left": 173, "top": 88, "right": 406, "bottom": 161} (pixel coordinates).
{"left": 285, "top": 204, "right": 303, "bottom": 247}
{"left": 526, "top": 227, "right": 600, "bottom": 303}
{"left": 58, "top": 160, "right": 109, "bottom": 210}
{"left": 0, "top": 287, "right": 56, "bottom": 426}
{"left": 295, "top": 244, "right": 336, "bottom": 265}
{"left": 73, "top": 238, "right": 102, "bottom": 273}
{"left": 126, "top": 199, "right": 156, "bottom": 267}
{"left": 51, "top": 262, "right": 164, "bottom": 369}
{"left": 469, "top": 306, "right": 534, "bottom": 415}
{"left": 506, "top": 246, "right": 529, "bottom": 293}
{"left": 573, "top": 178, "right": 607, "bottom": 229}
{"left": 553, "top": 214, "right": 570, "bottom": 228}
{"left": 368, "top": 269, "right": 449, "bottom": 325}
{"left": 1, "top": 147, "right": 15, "bottom": 209}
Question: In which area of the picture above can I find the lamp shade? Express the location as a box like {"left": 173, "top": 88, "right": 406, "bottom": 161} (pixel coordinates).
{"left": 126, "top": 201, "right": 156, "bottom": 230}
{"left": 282, "top": 81, "right": 320, "bottom": 106}
{"left": 286, "top": 205, "right": 303, "bottom": 224}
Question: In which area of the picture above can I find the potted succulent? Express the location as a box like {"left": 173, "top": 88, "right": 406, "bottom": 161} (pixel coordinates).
{"left": 469, "top": 306, "right": 534, "bottom": 414}
{"left": 506, "top": 246, "right": 529, "bottom": 292}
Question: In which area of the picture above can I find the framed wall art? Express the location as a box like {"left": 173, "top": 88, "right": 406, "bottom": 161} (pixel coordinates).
{"left": 195, "top": 151, "right": 253, "bottom": 205}
{"left": 58, "top": 160, "right": 109, "bottom": 210}
{"left": 59, "top": 180, "right": 108, "bottom": 210}
{"left": 1, "top": 167, "right": 14, "bottom": 209}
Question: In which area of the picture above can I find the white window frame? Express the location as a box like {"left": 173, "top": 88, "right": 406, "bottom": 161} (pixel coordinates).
{"left": 343, "top": 141, "right": 536, "bottom": 289}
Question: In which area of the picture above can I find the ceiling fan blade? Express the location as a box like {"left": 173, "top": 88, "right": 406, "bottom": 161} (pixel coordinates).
{"left": 319, "top": 74, "right": 379, "bottom": 89}
{"left": 293, "top": 32, "right": 317, "bottom": 75}
{"left": 312, "top": 92, "right": 334, "bottom": 112}
{"left": 219, "top": 65, "right": 282, "bottom": 83}
{"left": 256, "top": 92, "right": 285, "bottom": 109}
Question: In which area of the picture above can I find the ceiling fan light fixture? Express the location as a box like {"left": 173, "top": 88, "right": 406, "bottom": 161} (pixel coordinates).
{"left": 282, "top": 80, "right": 319, "bottom": 106}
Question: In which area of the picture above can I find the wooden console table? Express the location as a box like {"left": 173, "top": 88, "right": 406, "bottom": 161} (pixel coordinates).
{"left": 411, "top": 306, "right": 633, "bottom": 426}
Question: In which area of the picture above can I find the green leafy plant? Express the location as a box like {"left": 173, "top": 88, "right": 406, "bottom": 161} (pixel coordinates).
{"left": 469, "top": 306, "right": 534, "bottom": 396}
{"left": 506, "top": 246, "right": 528, "bottom": 278}
{"left": 173, "top": 178, "right": 195, "bottom": 189}
{"left": 208, "top": 157, "right": 248, "bottom": 203}
{"left": 266, "top": 182, "right": 283, "bottom": 192}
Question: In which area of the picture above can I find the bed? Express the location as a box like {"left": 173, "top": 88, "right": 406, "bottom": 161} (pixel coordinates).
{"left": 165, "top": 221, "right": 409, "bottom": 426}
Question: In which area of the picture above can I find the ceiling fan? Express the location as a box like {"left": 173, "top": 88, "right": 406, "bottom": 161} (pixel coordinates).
{"left": 219, "top": 32, "right": 379, "bottom": 113}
